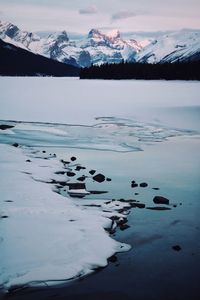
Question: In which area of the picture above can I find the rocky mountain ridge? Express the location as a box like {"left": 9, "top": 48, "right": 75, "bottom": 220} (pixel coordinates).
{"left": 0, "top": 21, "right": 141, "bottom": 67}
{"left": 0, "top": 20, "right": 200, "bottom": 67}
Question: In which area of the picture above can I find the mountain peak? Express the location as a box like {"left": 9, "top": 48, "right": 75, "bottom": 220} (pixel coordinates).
{"left": 88, "top": 29, "right": 102, "bottom": 39}
{"left": 48, "top": 30, "right": 69, "bottom": 42}
{"left": 88, "top": 28, "right": 121, "bottom": 40}
{"left": 106, "top": 29, "right": 120, "bottom": 39}
{"left": 0, "top": 21, "right": 19, "bottom": 38}
{"left": 58, "top": 30, "right": 69, "bottom": 42}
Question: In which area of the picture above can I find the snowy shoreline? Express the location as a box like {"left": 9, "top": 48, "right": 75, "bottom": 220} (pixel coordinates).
{"left": 0, "top": 143, "right": 133, "bottom": 292}
{"left": 1, "top": 78, "right": 199, "bottom": 299}
{"left": 0, "top": 113, "right": 199, "bottom": 292}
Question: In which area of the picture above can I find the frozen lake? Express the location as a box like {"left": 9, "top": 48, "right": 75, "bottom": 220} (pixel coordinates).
{"left": 0, "top": 78, "right": 200, "bottom": 300}
{"left": 0, "top": 77, "right": 200, "bottom": 129}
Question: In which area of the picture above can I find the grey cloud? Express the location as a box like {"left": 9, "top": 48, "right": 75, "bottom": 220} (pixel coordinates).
{"left": 79, "top": 6, "right": 97, "bottom": 15}
{"left": 112, "top": 11, "right": 137, "bottom": 20}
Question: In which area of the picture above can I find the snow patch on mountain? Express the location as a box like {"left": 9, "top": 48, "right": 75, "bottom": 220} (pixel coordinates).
{"left": 106, "top": 29, "right": 121, "bottom": 39}
{"left": 136, "top": 29, "right": 200, "bottom": 63}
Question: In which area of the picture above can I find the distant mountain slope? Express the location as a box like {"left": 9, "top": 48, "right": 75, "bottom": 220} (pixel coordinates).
{"left": 136, "top": 30, "right": 200, "bottom": 63}
{"left": 1, "top": 21, "right": 200, "bottom": 66}
{"left": 0, "top": 39, "right": 79, "bottom": 76}
{"left": 0, "top": 21, "right": 141, "bottom": 67}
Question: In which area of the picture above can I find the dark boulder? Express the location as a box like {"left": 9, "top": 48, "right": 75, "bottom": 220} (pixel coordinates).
{"left": 118, "top": 199, "right": 127, "bottom": 203}
{"left": 77, "top": 176, "right": 86, "bottom": 182}
{"left": 106, "top": 177, "right": 112, "bottom": 182}
{"left": 134, "top": 203, "right": 145, "bottom": 209}
{"left": 172, "top": 245, "right": 182, "bottom": 251}
{"left": 89, "top": 169, "right": 96, "bottom": 175}
{"left": 70, "top": 156, "right": 77, "bottom": 161}
{"left": 84, "top": 204, "right": 101, "bottom": 208}
{"left": 12, "top": 143, "right": 19, "bottom": 147}
{"left": 153, "top": 196, "right": 169, "bottom": 205}
{"left": 75, "top": 166, "right": 86, "bottom": 171}
{"left": 67, "top": 183, "right": 86, "bottom": 190}
{"left": 0, "top": 124, "right": 14, "bottom": 130}
{"left": 55, "top": 171, "right": 65, "bottom": 175}
{"left": 140, "top": 182, "right": 148, "bottom": 188}
{"left": 131, "top": 183, "right": 138, "bottom": 188}
{"left": 93, "top": 173, "right": 105, "bottom": 183}
{"left": 67, "top": 171, "right": 76, "bottom": 177}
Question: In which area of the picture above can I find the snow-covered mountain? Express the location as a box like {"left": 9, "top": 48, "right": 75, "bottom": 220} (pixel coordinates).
{"left": 135, "top": 29, "right": 200, "bottom": 63}
{"left": 0, "top": 21, "right": 141, "bottom": 67}
{"left": 0, "top": 20, "right": 200, "bottom": 67}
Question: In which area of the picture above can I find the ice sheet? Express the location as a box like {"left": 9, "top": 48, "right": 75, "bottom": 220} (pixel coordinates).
{"left": 0, "top": 78, "right": 200, "bottom": 127}
{"left": 0, "top": 117, "right": 198, "bottom": 153}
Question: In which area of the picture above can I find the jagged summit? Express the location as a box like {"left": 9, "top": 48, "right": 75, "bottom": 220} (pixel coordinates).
{"left": 88, "top": 28, "right": 101, "bottom": 39}
{"left": 88, "top": 28, "right": 121, "bottom": 40}
{"left": 106, "top": 29, "right": 120, "bottom": 39}
{"left": 0, "top": 20, "right": 40, "bottom": 49}
{"left": 47, "top": 30, "right": 69, "bottom": 43}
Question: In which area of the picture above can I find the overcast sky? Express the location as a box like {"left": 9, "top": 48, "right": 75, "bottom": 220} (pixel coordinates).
{"left": 0, "top": 0, "right": 200, "bottom": 33}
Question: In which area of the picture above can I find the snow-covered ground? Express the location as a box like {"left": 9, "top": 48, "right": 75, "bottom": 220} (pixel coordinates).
{"left": 0, "top": 77, "right": 200, "bottom": 294}
{"left": 0, "top": 143, "right": 131, "bottom": 291}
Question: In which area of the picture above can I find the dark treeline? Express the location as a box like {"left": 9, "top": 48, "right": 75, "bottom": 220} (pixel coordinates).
{"left": 80, "top": 61, "right": 200, "bottom": 80}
